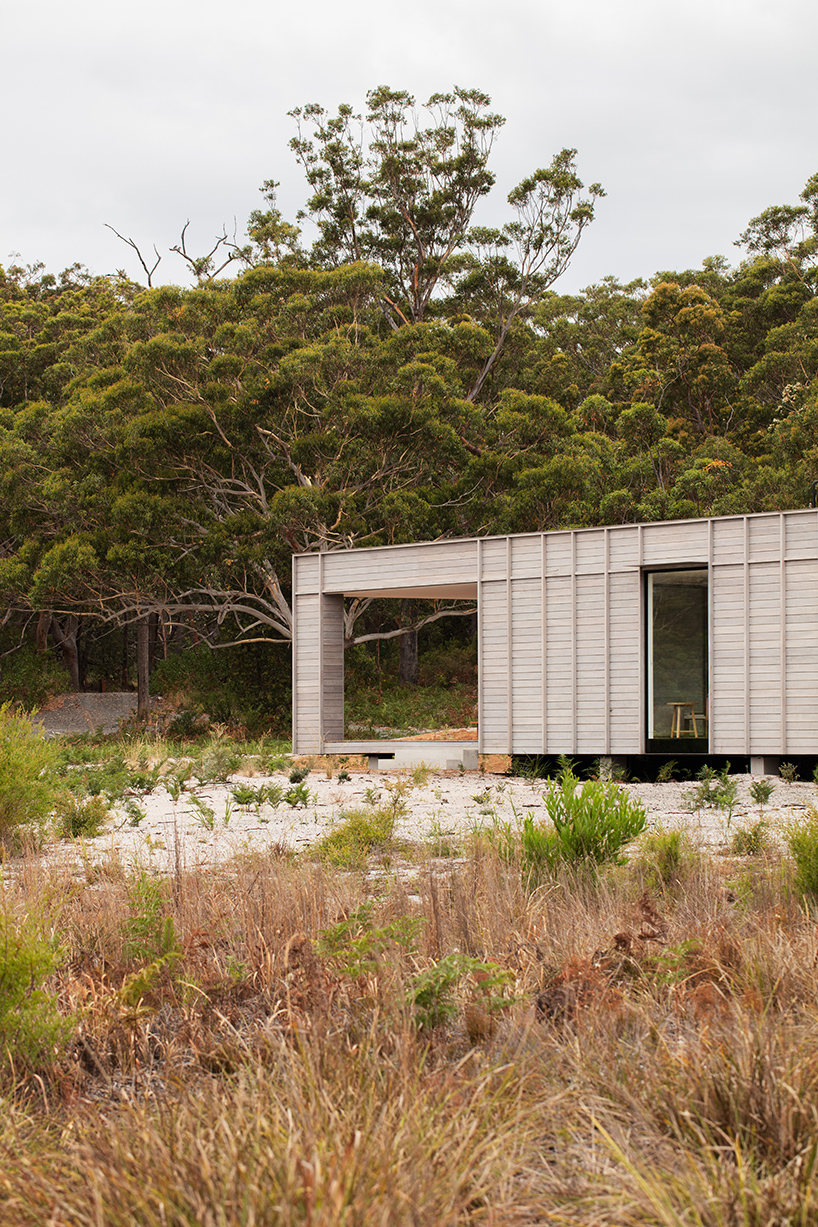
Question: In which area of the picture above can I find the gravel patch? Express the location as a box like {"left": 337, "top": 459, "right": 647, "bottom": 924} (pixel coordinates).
{"left": 35, "top": 767, "right": 815, "bottom": 876}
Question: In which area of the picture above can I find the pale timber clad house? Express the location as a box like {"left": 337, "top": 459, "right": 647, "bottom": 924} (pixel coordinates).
{"left": 292, "top": 509, "right": 818, "bottom": 772}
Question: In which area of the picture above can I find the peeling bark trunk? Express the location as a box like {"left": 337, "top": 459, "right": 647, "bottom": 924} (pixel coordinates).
{"left": 35, "top": 612, "right": 52, "bottom": 654}
{"left": 49, "top": 615, "right": 81, "bottom": 691}
{"left": 399, "top": 600, "right": 419, "bottom": 687}
{"left": 137, "top": 616, "right": 150, "bottom": 719}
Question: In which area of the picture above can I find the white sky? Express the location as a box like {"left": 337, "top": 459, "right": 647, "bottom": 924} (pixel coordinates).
{"left": 3, "top": 0, "right": 816, "bottom": 293}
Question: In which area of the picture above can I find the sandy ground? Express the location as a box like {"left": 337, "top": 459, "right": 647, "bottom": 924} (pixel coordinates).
{"left": 40, "top": 764, "right": 814, "bottom": 877}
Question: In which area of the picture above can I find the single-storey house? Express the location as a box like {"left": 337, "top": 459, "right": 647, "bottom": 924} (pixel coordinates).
{"left": 292, "top": 509, "right": 818, "bottom": 773}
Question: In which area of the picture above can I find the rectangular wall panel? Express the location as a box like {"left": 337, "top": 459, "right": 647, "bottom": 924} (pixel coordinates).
{"left": 479, "top": 580, "right": 510, "bottom": 752}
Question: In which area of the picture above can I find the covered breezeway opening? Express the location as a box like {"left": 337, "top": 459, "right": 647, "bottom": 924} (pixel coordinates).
{"left": 323, "top": 580, "right": 480, "bottom": 770}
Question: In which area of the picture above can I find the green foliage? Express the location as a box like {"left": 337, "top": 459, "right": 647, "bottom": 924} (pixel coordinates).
{"left": 122, "top": 872, "right": 180, "bottom": 964}
{"left": 656, "top": 760, "right": 679, "bottom": 783}
{"left": 539, "top": 771, "right": 647, "bottom": 868}
{"left": 0, "top": 634, "right": 69, "bottom": 708}
{"left": 685, "top": 764, "right": 738, "bottom": 823}
{"left": 750, "top": 778, "right": 776, "bottom": 810}
{"left": 780, "top": 762, "right": 800, "bottom": 783}
{"left": 0, "top": 702, "right": 58, "bottom": 847}
{"left": 288, "top": 767, "right": 310, "bottom": 784}
{"left": 284, "top": 782, "right": 312, "bottom": 808}
{"left": 0, "top": 913, "right": 71, "bottom": 1072}
{"left": 53, "top": 792, "right": 110, "bottom": 839}
{"left": 731, "top": 819, "right": 769, "bottom": 856}
{"left": 636, "top": 828, "right": 700, "bottom": 891}
{"left": 314, "top": 806, "right": 396, "bottom": 868}
{"left": 231, "top": 782, "right": 283, "bottom": 808}
{"left": 317, "top": 905, "right": 423, "bottom": 977}
{"left": 787, "top": 808, "right": 818, "bottom": 906}
{"left": 409, "top": 954, "right": 514, "bottom": 1030}
{"left": 198, "top": 744, "right": 240, "bottom": 782}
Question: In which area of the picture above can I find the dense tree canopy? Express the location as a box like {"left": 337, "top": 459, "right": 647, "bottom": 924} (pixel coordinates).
{"left": 1, "top": 88, "right": 817, "bottom": 698}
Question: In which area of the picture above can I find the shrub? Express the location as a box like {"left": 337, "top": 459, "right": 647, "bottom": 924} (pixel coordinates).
{"left": 0, "top": 912, "right": 71, "bottom": 1072}
{"left": 539, "top": 771, "right": 647, "bottom": 868}
{"left": 0, "top": 702, "right": 58, "bottom": 848}
{"left": 731, "top": 819, "right": 769, "bottom": 856}
{"left": 314, "top": 806, "right": 396, "bottom": 868}
{"left": 636, "top": 828, "right": 700, "bottom": 890}
{"left": 787, "top": 808, "right": 818, "bottom": 906}
{"left": 53, "top": 792, "right": 111, "bottom": 839}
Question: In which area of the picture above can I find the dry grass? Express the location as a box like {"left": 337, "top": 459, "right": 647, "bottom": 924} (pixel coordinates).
{"left": 2, "top": 832, "right": 818, "bottom": 1224}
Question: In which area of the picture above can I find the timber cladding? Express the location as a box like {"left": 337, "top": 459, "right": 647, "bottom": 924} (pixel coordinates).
{"left": 292, "top": 510, "right": 818, "bottom": 758}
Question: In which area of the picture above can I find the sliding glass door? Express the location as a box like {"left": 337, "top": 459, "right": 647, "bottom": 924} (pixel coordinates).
{"left": 647, "top": 570, "right": 708, "bottom": 749}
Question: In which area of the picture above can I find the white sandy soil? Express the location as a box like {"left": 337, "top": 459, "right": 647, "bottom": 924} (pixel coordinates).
{"left": 38, "top": 766, "right": 815, "bottom": 877}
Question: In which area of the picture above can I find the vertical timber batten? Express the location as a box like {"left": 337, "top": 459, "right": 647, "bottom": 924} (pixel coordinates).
{"left": 604, "top": 527, "right": 611, "bottom": 756}
{"left": 743, "top": 517, "right": 750, "bottom": 756}
{"left": 571, "top": 531, "right": 577, "bottom": 756}
{"left": 318, "top": 552, "right": 324, "bottom": 747}
{"left": 291, "top": 555, "right": 298, "bottom": 753}
{"left": 541, "top": 533, "right": 547, "bottom": 754}
{"left": 637, "top": 525, "right": 645, "bottom": 754}
{"left": 780, "top": 514, "right": 787, "bottom": 756}
{"left": 477, "top": 538, "right": 483, "bottom": 756}
{"left": 506, "top": 537, "right": 513, "bottom": 754}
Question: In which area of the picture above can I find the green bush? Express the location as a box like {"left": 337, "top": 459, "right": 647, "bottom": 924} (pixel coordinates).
{"left": 53, "top": 792, "right": 111, "bottom": 839}
{"left": 636, "top": 828, "right": 700, "bottom": 891}
{"left": 314, "top": 806, "right": 396, "bottom": 868}
{"left": 0, "top": 912, "right": 71, "bottom": 1072}
{"left": 787, "top": 808, "right": 818, "bottom": 906}
{"left": 538, "top": 771, "right": 647, "bottom": 869}
{"left": 0, "top": 703, "right": 58, "bottom": 848}
{"left": 0, "top": 635, "right": 69, "bottom": 709}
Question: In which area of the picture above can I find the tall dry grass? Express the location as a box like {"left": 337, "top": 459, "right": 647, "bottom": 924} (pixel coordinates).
{"left": 1, "top": 829, "right": 818, "bottom": 1223}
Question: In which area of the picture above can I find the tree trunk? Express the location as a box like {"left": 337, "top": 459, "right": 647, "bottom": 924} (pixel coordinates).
{"left": 137, "top": 616, "right": 150, "bottom": 719}
{"left": 121, "top": 623, "right": 129, "bottom": 690}
{"left": 399, "top": 600, "right": 419, "bottom": 687}
{"left": 49, "top": 615, "right": 81, "bottom": 691}
{"left": 35, "top": 612, "right": 51, "bottom": 654}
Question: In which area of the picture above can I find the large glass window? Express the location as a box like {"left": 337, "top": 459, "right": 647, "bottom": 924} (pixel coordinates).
{"left": 647, "top": 570, "right": 708, "bottom": 746}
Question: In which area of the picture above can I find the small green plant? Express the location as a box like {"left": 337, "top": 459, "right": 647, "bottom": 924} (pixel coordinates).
{"left": 656, "top": 760, "right": 679, "bottom": 783}
{"left": 636, "top": 828, "right": 699, "bottom": 891}
{"left": 54, "top": 792, "right": 111, "bottom": 839}
{"left": 362, "top": 785, "right": 381, "bottom": 806}
{"left": 337, "top": 769, "right": 351, "bottom": 782}
{"left": 409, "top": 954, "right": 514, "bottom": 1031}
{"left": 685, "top": 763, "right": 737, "bottom": 824}
{"left": 749, "top": 778, "right": 776, "bottom": 813}
{"left": 0, "top": 912, "right": 72, "bottom": 1070}
{"left": 410, "top": 763, "right": 431, "bottom": 786}
{"left": 0, "top": 703, "right": 58, "bottom": 847}
{"left": 199, "top": 744, "right": 240, "bottom": 782}
{"left": 289, "top": 767, "right": 310, "bottom": 784}
{"left": 123, "top": 871, "right": 180, "bottom": 963}
{"left": 787, "top": 807, "right": 818, "bottom": 906}
{"left": 187, "top": 794, "right": 216, "bottom": 830}
{"left": 284, "top": 782, "right": 312, "bottom": 808}
{"left": 314, "top": 806, "right": 395, "bottom": 868}
{"left": 780, "top": 761, "right": 799, "bottom": 783}
{"left": 124, "top": 799, "right": 146, "bottom": 827}
{"left": 555, "top": 754, "right": 579, "bottom": 781}
{"left": 318, "top": 906, "right": 423, "bottom": 977}
{"left": 730, "top": 819, "right": 768, "bottom": 856}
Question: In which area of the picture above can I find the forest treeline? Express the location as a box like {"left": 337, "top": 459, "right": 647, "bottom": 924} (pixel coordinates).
{"left": 1, "top": 87, "right": 817, "bottom": 714}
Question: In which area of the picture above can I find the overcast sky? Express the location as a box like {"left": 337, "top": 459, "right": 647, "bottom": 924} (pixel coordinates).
{"left": 3, "top": 0, "right": 816, "bottom": 294}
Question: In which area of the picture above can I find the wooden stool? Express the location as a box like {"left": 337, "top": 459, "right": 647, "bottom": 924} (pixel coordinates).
{"left": 667, "top": 701, "right": 699, "bottom": 737}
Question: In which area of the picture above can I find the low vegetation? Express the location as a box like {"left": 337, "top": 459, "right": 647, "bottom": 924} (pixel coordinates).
{"left": 2, "top": 726, "right": 818, "bottom": 1222}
